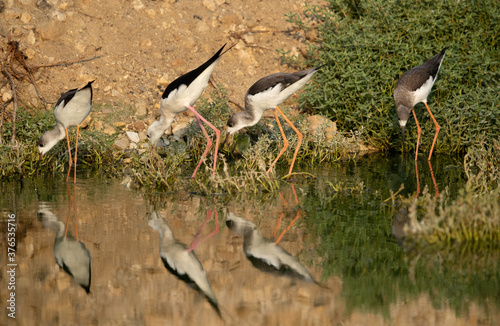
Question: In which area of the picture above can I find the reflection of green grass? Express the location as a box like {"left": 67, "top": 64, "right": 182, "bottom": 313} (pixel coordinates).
{"left": 304, "top": 167, "right": 499, "bottom": 320}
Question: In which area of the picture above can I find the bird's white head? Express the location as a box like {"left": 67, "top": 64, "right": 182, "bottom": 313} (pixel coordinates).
{"left": 146, "top": 121, "right": 165, "bottom": 146}
{"left": 226, "top": 112, "right": 249, "bottom": 135}
{"left": 226, "top": 212, "right": 258, "bottom": 235}
{"left": 38, "top": 128, "right": 65, "bottom": 156}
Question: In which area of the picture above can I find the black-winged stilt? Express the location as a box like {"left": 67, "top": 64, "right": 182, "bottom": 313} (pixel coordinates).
{"left": 38, "top": 80, "right": 94, "bottom": 183}
{"left": 148, "top": 211, "right": 221, "bottom": 317}
{"left": 38, "top": 201, "right": 91, "bottom": 293}
{"left": 147, "top": 44, "right": 233, "bottom": 179}
{"left": 225, "top": 67, "right": 321, "bottom": 175}
{"left": 394, "top": 47, "right": 448, "bottom": 161}
{"left": 226, "top": 212, "right": 316, "bottom": 283}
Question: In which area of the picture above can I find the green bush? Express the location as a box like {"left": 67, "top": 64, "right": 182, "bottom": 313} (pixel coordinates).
{"left": 281, "top": 0, "right": 500, "bottom": 153}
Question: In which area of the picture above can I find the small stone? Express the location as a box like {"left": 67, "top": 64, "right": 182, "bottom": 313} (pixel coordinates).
{"left": 38, "top": 21, "right": 62, "bottom": 40}
{"left": 156, "top": 73, "right": 170, "bottom": 87}
{"left": 126, "top": 131, "right": 140, "bottom": 143}
{"left": 24, "top": 48, "right": 36, "bottom": 59}
{"left": 26, "top": 30, "right": 36, "bottom": 45}
{"left": 138, "top": 131, "right": 147, "bottom": 141}
{"left": 103, "top": 124, "right": 116, "bottom": 135}
{"left": 20, "top": 12, "right": 32, "bottom": 23}
{"left": 132, "top": 0, "right": 144, "bottom": 10}
{"left": 307, "top": 115, "right": 337, "bottom": 140}
{"left": 113, "top": 136, "right": 130, "bottom": 150}
{"left": 135, "top": 101, "right": 147, "bottom": 117}
{"left": 203, "top": 0, "right": 216, "bottom": 11}
{"left": 128, "top": 121, "right": 145, "bottom": 131}
{"left": 243, "top": 34, "right": 254, "bottom": 44}
{"left": 51, "top": 10, "right": 66, "bottom": 21}
{"left": 2, "top": 89, "right": 12, "bottom": 102}
{"left": 92, "top": 120, "right": 103, "bottom": 130}
{"left": 80, "top": 115, "right": 91, "bottom": 128}
{"left": 113, "top": 122, "right": 127, "bottom": 128}
{"left": 111, "top": 90, "right": 121, "bottom": 97}
{"left": 141, "top": 39, "right": 152, "bottom": 48}
{"left": 145, "top": 9, "right": 155, "bottom": 18}
{"left": 172, "top": 121, "right": 191, "bottom": 138}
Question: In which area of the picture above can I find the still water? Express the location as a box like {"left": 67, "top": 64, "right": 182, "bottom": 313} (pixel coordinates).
{"left": 1, "top": 153, "right": 498, "bottom": 325}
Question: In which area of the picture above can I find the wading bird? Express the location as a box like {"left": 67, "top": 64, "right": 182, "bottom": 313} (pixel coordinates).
{"left": 147, "top": 44, "right": 233, "bottom": 179}
{"left": 38, "top": 81, "right": 94, "bottom": 183}
{"left": 148, "top": 211, "right": 221, "bottom": 317}
{"left": 394, "top": 47, "right": 448, "bottom": 161}
{"left": 225, "top": 67, "right": 321, "bottom": 175}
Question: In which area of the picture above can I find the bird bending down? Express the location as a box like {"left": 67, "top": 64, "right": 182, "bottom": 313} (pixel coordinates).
{"left": 38, "top": 81, "right": 94, "bottom": 183}
{"left": 226, "top": 67, "right": 321, "bottom": 175}
{"left": 148, "top": 212, "right": 221, "bottom": 317}
{"left": 38, "top": 202, "right": 91, "bottom": 293}
{"left": 226, "top": 212, "right": 317, "bottom": 283}
{"left": 147, "top": 44, "right": 233, "bottom": 179}
{"left": 394, "top": 47, "right": 448, "bottom": 161}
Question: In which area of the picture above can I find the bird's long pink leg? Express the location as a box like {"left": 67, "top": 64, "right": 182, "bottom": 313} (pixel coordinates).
{"left": 187, "top": 105, "right": 220, "bottom": 178}
{"left": 187, "top": 208, "right": 219, "bottom": 252}
{"left": 275, "top": 106, "right": 303, "bottom": 175}
{"left": 424, "top": 102, "right": 441, "bottom": 161}
{"left": 412, "top": 110, "right": 421, "bottom": 163}
{"left": 65, "top": 127, "right": 73, "bottom": 183}
{"left": 267, "top": 109, "right": 289, "bottom": 174}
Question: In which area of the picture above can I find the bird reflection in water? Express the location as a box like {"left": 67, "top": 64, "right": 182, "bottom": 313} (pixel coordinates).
{"left": 148, "top": 210, "right": 221, "bottom": 317}
{"left": 226, "top": 212, "right": 318, "bottom": 284}
{"left": 37, "top": 184, "right": 91, "bottom": 293}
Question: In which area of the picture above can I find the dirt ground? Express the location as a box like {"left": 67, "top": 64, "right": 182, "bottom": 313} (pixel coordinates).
{"left": 1, "top": 0, "right": 324, "bottom": 128}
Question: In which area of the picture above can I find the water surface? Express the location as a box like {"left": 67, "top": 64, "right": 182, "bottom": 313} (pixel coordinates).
{"left": 1, "top": 153, "right": 498, "bottom": 325}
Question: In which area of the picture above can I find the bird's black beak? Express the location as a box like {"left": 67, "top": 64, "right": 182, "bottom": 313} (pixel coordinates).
{"left": 221, "top": 130, "right": 231, "bottom": 148}
{"left": 401, "top": 126, "right": 406, "bottom": 153}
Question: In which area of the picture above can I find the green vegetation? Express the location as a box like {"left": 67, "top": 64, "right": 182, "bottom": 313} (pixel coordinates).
{"left": 0, "top": 108, "right": 118, "bottom": 180}
{"left": 280, "top": 0, "right": 500, "bottom": 153}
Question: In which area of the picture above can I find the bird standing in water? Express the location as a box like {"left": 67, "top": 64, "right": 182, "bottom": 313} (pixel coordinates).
{"left": 38, "top": 80, "right": 94, "bottom": 183}
{"left": 394, "top": 47, "right": 448, "bottom": 161}
{"left": 225, "top": 67, "right": 321, "bottom": 175}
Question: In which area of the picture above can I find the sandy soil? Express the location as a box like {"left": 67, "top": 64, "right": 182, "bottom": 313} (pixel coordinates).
{"left": 1, "top": 0, "right": 323, "bottom": 128}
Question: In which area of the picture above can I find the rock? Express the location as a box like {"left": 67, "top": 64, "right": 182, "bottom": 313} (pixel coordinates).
{"left": 138, "top": 131, "right": 147, "bottom": 141}
{"left": 111, "top": 89, "right": 121, "bottom": 97}
{"left": 307, "top": 115, "right": 337, "bottom": 141}
{"left": 132, "top": 0, "right": 144, "bottom": 10}
{"left": 172, "top": 121, "right": 191, "bottom": 138}
{"left": 127, "top": 121, "right": 145, "bottom": 131}
{"left": 51, "top": 10, "right": 66, "bottom": 21}
{"left": 26, "top": 30, "right": 36, "bottom": 45}
{"left": 20, "top": 12, "right": 32, "bottom": 23}
{"left": 113, "top": 136, "right": 130, "bottom": 150}
{"left": 103, "top": 124, "right": 116, "bottom": 135}
{"left": 2, "top": 88, "right": 12, "bottom": 102}
{"left": 113, "top": 122, "right": 127, "bottom": 128}
{"left": 92, "top": 120, "right": 103, "bottom": 131}
{"left": 38, "top": 21, "right": 62, "bottom": 40}
{"left": 134, "top": 100, "right": 147, "bottom": 117}
{"left": 156, "top": 73, "right": 170, "bottom": 87}
{"left": 126, "top": 131, "right": 140, "bottom": 143}
{"left": 80, "top": 115, "right": 91, "bottom": 128}
{"left": 203, "top": 0, "right": 216, "bottom": 11}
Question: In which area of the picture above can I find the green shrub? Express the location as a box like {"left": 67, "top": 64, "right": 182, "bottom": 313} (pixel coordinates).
{"left": 281, "top": 0, "right": 500, "bottom": 153}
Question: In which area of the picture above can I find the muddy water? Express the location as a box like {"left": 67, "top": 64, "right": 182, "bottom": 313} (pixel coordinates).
{"left": 1, "top": 153, "right": 499, "bottom": 326}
